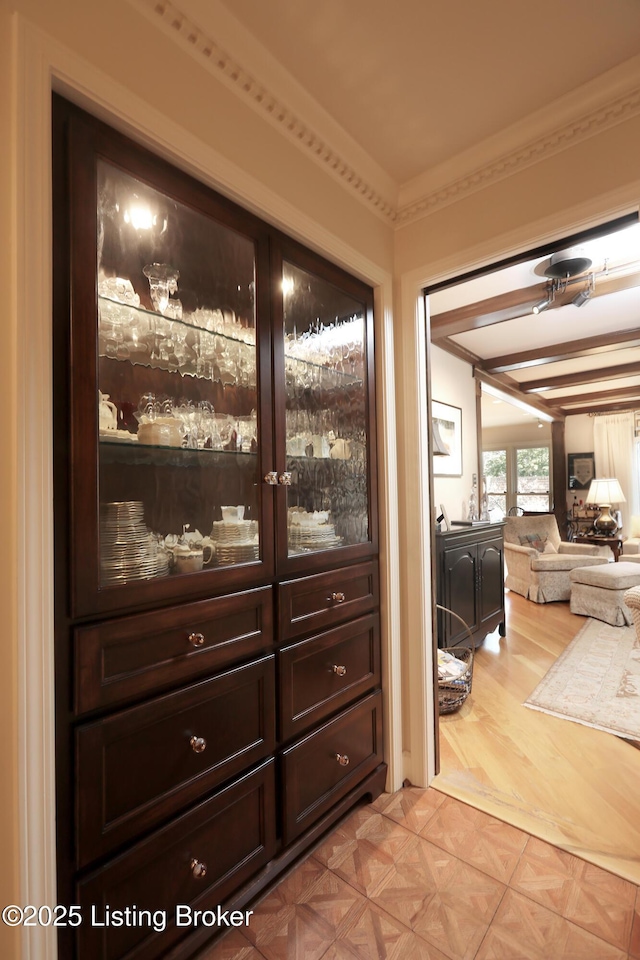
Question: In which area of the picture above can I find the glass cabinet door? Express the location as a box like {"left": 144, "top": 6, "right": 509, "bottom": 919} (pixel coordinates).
{"left": 274, "top": 251, "right": 377, "bottom": 570}
{"left": 96, "top": 161, "right": 268, "bottom": 590}
{"left": 64, "top": 116, "right": 273, "bottom": 616}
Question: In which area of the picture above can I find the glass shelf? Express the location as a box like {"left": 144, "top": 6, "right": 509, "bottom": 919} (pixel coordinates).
{"left": 283, "top": 354, "right": 363, "bottom": 387}
{"left": 99, "top": 439, "right": 257, "bottom": 466}
{"left": 100, "top": 296, "right": 362, "bottom": 390}
{"left": 99, "top": 296, "right": 256, "bottom": 347}
{"left": 98, "top": 296, "right": 257, "bottom": 384}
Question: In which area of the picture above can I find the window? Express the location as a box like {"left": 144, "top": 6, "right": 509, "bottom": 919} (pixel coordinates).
{"left": 483, "top": 449, "right": 507, "bottom": 519}
{"left": 483, "top": 444, "right": 551, "bottom": 518}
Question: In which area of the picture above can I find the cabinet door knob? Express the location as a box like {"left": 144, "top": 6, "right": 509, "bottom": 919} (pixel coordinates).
{"left": 190, "top": 735, "right": 207, "bottom": 754}
{"left": 327, "top": 591, "right": 346, "bottom": 603}
{"left": 188, "top": 632, "right": 205, "bottom": 647}
{"left": 264, "top": 471, "right": 279, "bottom": 485}
{"left": 278, "top": 472, "right": 293, "bottom": 486}
{"left": 190, "top": 858, "right": 207, "bottom": 879}
{"left": 335, "top": 753, "right": 350, "bottom": 767}
{"left": 332, "top": 664, "right": 347, "bottom": 677}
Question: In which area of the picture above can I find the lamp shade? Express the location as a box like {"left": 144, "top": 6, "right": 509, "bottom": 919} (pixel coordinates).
{"left": 585, "top": 477, "right": 626, "bottom": 505}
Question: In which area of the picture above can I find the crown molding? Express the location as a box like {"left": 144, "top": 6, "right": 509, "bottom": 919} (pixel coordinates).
{"left": 396, "top": 82, "right": 640, "bottom": 227}
{"left": 129, "top": 0, "right": 398, "bottom": 223}
{"left": 128, "top": 0, "right": 640, "bottom": 232}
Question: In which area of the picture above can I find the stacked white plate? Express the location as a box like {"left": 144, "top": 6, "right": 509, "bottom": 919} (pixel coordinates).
{"left": 210, "top": 519, "right": 258, "bottom": 542}
{"left": 214, "top": 540, "right": 259, "bottom": 565}
{"left": 287, "top": 509, "right": 342, "bottom": 552}
{"left": 100, "top": 501, "right": 169, "bottom": 583}
{"left": 209, "top": 518, "right": 259, "bottom": 565}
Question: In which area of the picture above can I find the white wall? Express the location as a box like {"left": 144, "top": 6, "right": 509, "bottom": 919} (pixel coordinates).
{"left": 430, "top": 344, "right": 477, "bottom": 521}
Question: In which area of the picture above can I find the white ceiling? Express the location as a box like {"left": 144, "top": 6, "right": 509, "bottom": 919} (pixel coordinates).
{"left": 430, "top": 220, "right": 640, "bottom": 426}
{"left": 193, "top": 0, "right": 640, "bottom": 184}
{"left": 167, "top": 0, "right": 640, "bottom": 427}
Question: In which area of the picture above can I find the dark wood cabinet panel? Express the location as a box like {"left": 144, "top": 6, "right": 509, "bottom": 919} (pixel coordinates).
{"left": 76, "top": 656, "right": 275, "bottom": 866}
{"left": 478, "top": 538, "right": 505, "bottom": 629}
{"left": 279, "top": 614, "right": 380, "bottom": 742}
{"left": 75, "top": 587, "right": 273, "bottom": 714}
{"left": 53, "top": 95, "right": 385, "bottom": 960}
{"left": 281, "top": 691, "right": 383, "bottom": 845}
{"left": 439, "top": 545, "right": 478, "bottom": 639}
{"left": 435, "top": 524, "right": 505, "bottom": 648}
{"left": 76, "top": 760, "right": 276, "bottom": 960}
{"left": 278, "top": 561, "right": 379, "bottom": 642}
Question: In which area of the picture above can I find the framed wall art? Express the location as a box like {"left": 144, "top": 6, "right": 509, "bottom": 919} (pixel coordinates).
{"left": 432, "top": 400, "right": 462, "bottom": 477}
{"left": 568, "top": 452, "right": 595, "bottom": 490}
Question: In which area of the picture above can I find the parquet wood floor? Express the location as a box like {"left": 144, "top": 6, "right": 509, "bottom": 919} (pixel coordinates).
{"left": 201, "top": 789, "right": 640, "bottom": 959}
{"left": 200, "top": 591, "right": 640, "bottom": 959}
{"left": 434, "top": 591, "right": 640, "bottom": 886}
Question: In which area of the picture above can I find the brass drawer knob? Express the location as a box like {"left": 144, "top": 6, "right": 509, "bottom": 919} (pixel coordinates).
{"left": 327, "top": 591, "right": 346, "bottom": 603}
{"left": 335, "top": 753, "right": 350, "bottom": 767}
{"left": 190, "top": 735, "right": 207, "bottom": 754}
{"left": 188, "top": 632, "right": 205, "bottom": 647}
{"left": 332, "top": 664, "right": 347, "bottom": 677}
{"left": 278, "top": 472, "right": 293, "bottom": 486}
{"left": 190, "top": 858, "right": 207, "bottom": 879}
{"left": 264, "top": 471, "right": 279, "bottom": 485}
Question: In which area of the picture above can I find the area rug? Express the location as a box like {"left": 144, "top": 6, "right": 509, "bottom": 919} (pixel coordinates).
{"left": 524, "top": 618, "right": 640, "bottom": 740}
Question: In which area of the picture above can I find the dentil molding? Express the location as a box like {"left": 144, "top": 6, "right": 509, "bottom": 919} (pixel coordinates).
{"left": 134, "top": 0, "right": 640, "bottom": 229}
{"left": 395, "top": 84, "right": 640, "bottom": 226}
{"left": 131, "top": 0, "right": 397, "bottom": 222}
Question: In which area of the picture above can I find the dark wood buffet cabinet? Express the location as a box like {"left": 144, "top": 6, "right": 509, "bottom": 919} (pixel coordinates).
{"left": 435, "top": 523, "right": 506, "bottom": 648}
{"left": 52, "top": 96, "right": 385, "bottom": 960}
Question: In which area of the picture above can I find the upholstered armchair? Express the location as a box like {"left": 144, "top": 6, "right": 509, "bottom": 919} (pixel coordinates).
{"left": 504, "top": 514, "right": 608, "bottom": 603}
{"left": 625, "top": 585, "right": 640, "bottom": 636}
{"left": 622, "top": 516, "right": 640, "bottom": 555}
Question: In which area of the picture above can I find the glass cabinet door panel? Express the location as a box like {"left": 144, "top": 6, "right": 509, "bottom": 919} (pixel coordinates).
{"left": 281, "top": 260, "right": 372, "bottom": 557}
{"left": 96, "top": 160, "right": 261, "bottom": 586}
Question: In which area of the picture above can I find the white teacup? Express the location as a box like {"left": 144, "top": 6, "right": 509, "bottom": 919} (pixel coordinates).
{"left": 172, "top": 542, "right": 213, "bottom": 574}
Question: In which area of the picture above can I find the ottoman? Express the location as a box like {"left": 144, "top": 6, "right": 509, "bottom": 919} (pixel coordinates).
{"left": 570, "top": 562, "right": 640, "bottom": 626}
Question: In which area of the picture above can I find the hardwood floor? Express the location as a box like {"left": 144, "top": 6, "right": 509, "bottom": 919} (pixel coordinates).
{"left": 433, "top": 590, "right": 640, "bottom": 885}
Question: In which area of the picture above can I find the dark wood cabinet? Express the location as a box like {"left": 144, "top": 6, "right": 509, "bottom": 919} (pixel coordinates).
{"left": 281, "top": 691, "right": 383, "bottom": 844}
{"left": 435, "top": 524, "right": 506, "bottom": 648}
{"left": 278, "top": 613, "right": 380, "bottom": 741}
{"left": 53, "top": 94, "right": 385, "bottom": 960}
{"left": 76, "top": 761, "right": 276, "bottom": 960}
{"left": 76, "top": 655, "right": 276, "bottom": 867}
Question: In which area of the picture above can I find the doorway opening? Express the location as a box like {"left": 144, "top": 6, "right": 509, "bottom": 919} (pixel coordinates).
{"left": 423, "top": 211, "right": 640, "bottom": 883}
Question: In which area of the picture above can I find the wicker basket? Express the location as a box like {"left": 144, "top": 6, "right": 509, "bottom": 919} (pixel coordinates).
{"left": 437, "top": 646, "right": 473, "bottom": 714}
{"left": 436, "top": 604, "right": 475, "bottom": 715}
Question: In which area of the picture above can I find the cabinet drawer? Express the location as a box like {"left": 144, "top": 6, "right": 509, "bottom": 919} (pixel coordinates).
{"left": 278, "top": 561, "right": 379, "bottom": 642}
{"left": 76, "top": 760, "right": 275, "bottom": 960}
{"left": 279, "top": 614, "right": 380, "bottom": 741}
{"left": 281, "top": 690, "right": 382, "bottom": 845}
{"left": 75, "top": 587, "right": 273, "bottom": 714}
{"left": 76, "top": 655, "right": 275, "bottom": 867}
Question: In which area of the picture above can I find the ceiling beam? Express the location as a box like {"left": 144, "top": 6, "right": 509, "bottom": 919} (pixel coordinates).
{"left": 562, "top": 398, "right": 640, "bottom": 416}
{"left": 430, "top": 269, "right": 640, "bottom": 341}
{"left": 432, "top": 336, "right": 480, "bottom": 366}
{"left": 430, "top": 282, "right": 549, "bottom": 339}
{"left": 481, "top": 326, "right": 640, "bottom": 374}
{"left": 474, "top": 369, "right": 564, "bottom": 421}
{"left": 520, "top": 360, "right": 640, "bottom": 393}
{"left": 552, "top": 384, "right": 640, "bottom": 407}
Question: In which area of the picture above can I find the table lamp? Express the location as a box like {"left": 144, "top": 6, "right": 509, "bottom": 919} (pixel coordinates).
{"left": 585, "top": 477, "right": 626, "bottom": 535}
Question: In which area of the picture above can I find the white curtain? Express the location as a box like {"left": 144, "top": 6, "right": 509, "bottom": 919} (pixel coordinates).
{"left": 593, "top": 412, "right": 637, "bottom": 536}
